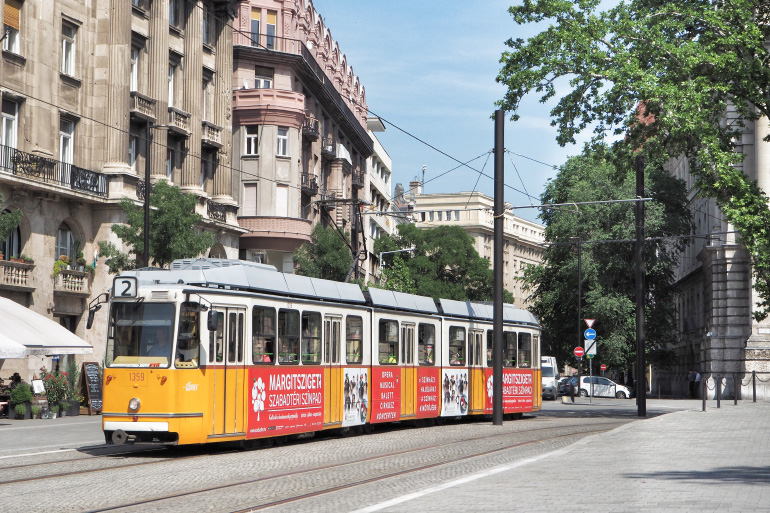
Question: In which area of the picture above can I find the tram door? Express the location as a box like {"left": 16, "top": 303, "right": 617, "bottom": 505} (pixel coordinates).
{"left": 468, "top": 329, "right": 485, "bottom": 413}
{"left": 324, "top": 316, "right": 342, "bottom": 425}
{"left": 400, "top": 323, "right": 416, "bottom": 418}
{"left": 209, "top": 308, "right": 246, "bottom": 437}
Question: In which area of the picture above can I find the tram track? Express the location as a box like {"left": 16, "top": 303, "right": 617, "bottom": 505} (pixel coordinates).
{"left": 77, "top": 420, "right": 624, "bottom": 512}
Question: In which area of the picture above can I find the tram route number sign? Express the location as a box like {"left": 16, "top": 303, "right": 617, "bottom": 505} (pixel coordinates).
{"left": 80, "top": 362, "right": 103, "bottom": 415}
{"left": 574, "top": 347, "right": 585, "bottom": 358}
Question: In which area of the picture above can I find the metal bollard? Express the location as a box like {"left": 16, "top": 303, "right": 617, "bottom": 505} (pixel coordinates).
{"left": 734, "top": 373, "right": 737, "bottom": 405}
{"left": 753, "top": 371, "right": 756, "bottom": 403}
{"left": 716, "top": 376, "right": 721, "bottom": 408}
{"left": 702, "top": 378, "right": 706, "bottom": 412}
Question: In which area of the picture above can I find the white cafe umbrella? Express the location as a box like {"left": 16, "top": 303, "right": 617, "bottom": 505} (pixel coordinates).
{"left": 0, "top": 297, "right": 93, "bottom": 355}
{"left": 0, "top": 333, "right": 27, "bottom": 359}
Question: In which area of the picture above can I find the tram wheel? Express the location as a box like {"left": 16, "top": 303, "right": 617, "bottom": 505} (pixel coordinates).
{"left": 363, "top": 423, "right": 373, "bottom": 434}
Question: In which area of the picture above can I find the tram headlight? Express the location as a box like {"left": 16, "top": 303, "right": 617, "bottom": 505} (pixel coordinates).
{"left": 128, "top": 398, "right": 141, "bottom": 412}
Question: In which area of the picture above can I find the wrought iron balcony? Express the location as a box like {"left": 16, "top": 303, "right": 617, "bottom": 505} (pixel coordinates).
{"left": 319, "top": 190, "right": 336, "bottom": 209}
{"left": 207, "top": 200, "right": 227, "bottom": 222}
{"left": 0, "top": 144, "right": 109, "bottom": 197}
{"left": 352, "top": 170, "right": 365, "bottom": 189}
{"left": 301, "top": 173, "right": 319, "bottom": 196}
{"left": 0, "top": 261, "right": 35, "bottom": 292}
{"left": 302, "top": 117, "right": 320, "bottom": 142}
{"left": 321, "top": 137, "right": 335, "bottom": 159}
{"left": 129, "top": 91, "right": 156, "bottom": 122}
{"left": 201, "top": 121, "right": 223, "bottom": 149}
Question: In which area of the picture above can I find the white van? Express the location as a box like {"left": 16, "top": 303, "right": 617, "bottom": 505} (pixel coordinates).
{"left": 541, "top": 356, "right": 559, "bottom": 400}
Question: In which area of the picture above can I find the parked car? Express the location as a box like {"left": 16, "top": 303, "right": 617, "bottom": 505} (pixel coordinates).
{"left": 566, "top": 376, "right": 633, "bottom": 399}
{"left": 541, "top": 356, "right": 559, "bottom": 400}
{"left": 557, "top": 377, "right": 571, "bottom": 395}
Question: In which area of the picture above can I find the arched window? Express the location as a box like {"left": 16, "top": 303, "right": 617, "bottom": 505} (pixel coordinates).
{"left": 0, "top": 213, "right": 21, "bottom": 260}
{"left": 55, "top": 222, "right": 76, "bottom": 261}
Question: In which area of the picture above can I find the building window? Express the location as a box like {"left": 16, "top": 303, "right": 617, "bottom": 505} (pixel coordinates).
{"left": 243, "top": 183, "right": 257, "bottom": 216}
{"left": 202, "top": 5, "right": 215, "bottom": 46}
{"left": 0, "top": 219, "right": 20, "bottom": 261}
{"left": 130, "top": 47, "right": 139, "bottom": 92}
{"left": 61, "top": 21, "right": 77, "bottom": 76}
{"left": 254, "top": 66, "right": 273, "bottom": 88}
{"left": 275, "top": 184, "right": 288, "bottom": 217}
{"left": 276, "top": 127, "right": 288, "bottom": 157}
{"left": 168, "top": 62, "right": 176, "bottom": 108}
{"left": 244, "top": 126, "right": 258, "bottom": 155}
{"left": 201, "top": 150, "right": 215, "bottom": 188}
{"left": 266, "top": 10, "right": 276, "bottom": 50}
{"left": 166, "top": 137, "right": 179, "bottom": 178}
{"left": 202, "top": 75, "right": 211, "bottom": 121}
{"left": 59, "top": 118, "right": 74, "bottom": 165}
{"left": 128, "top": 133, "right": 137, "bottom": 170}
{"left": 1, "top": 99, "right": 19, "bottom": 151}
{"left": 55, "top": 223, "right": 76, "bottom": 261}
{"left": 169, "top": 0, "right": 183, "bottom": 28}
{"left": 250, "top": 8, "right": 260, "bottom": 46}
{"left": 3, "top": 0, "right": 21, "bottom": 54}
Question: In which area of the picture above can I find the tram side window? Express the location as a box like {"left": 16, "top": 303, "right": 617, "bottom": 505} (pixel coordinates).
{"left": 252, "top": 306, "right": 275, "bottom": 364}
{"left": 278, "top": 309, "right": 299, "bottom": 364}
{"left": 175, "top": 305, "right": 201, "bottom": 368}
{"left": 401, "top": 324, "right": 415, "bottom": 364}
{"left": 227, "top": 312, "right": 244, "bottom": 363}
{"left": 379, "top": 320, "right": 398, "bottom": 364}
{"left": 418, "top": 323, "right": 435, "bottom": 365}
{"left": 302, "top": 311, "right": 322, "bottom": 364}
{"left": 486, "top": 330, "right": 494, "bottom": 367}
{"left": 323, "top": 316, "right": 340, "bottom": 364}
{"left": 449, "top": 326, "right": 466, "bottom": 366}
{"left": 504, "top": 332, "right": 517, "bottom": 367}
{"left": 469, "top": 330, "right": 483, "bottom": 366}
{"left": 518, "top": 332, "right": 532, "bottom": 367}
{"left": 209, "top": 312, "right": 224, "bottom": 363}
{"left": 346, "top": 316, "right": 363, "bottom": 364}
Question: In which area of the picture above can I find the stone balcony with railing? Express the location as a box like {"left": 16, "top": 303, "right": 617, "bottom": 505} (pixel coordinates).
{"left": 168, "top": 107, "right": 191, "bottom": 137}
{"left": 201, "top": 121, "right": 223, "bottom": 149}
{"left": 54, "top": 269, "right": 90, "bottom": 297}
{"left": 129, "top": 91, "right": 157, "bottom": 122}
{"left": 0, "top": 261, "right": 35, "bottom": 292}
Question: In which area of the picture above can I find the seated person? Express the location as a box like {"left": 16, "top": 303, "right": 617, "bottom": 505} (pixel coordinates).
{"left": 145, "top": 328, "right": 171, "bottom": 357}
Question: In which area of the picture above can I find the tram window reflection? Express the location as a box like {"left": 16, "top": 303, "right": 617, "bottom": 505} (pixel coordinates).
{"left": 252, "top": 306, "right": 275, "bottom": 364}
{"left": 486, "top": 330, "right": 494, "bottom": 367}
{"left": 106, "top": 302, "right": 175, "bottom": 367}
{"left": 518, "top": 332, "right": 532, "bottom": 367}
{"left": 209, "top": 311, "right": 224, "bottom": 363}
{"left": 346, "top": 316, "right": 363, "bottom": 364}
{"left": 175, "top": 305, "right": 201, "bottom": 368}
{"left": 278, "top": 309, "right": 299, "bottom": 363}
{"left": 418, "top": 323, "right": 435, "bottom": 365}
{"left": 302, "top": 312, "right": 322, "bottom": 364}
{"left": 448, "top": 326, "right": 466, "bottom": 366}
{"left": 378, "top": 319, "right": 398, "bottom": 364}
{"left": 504, "top": 332, "right": 517, "bottom": 367}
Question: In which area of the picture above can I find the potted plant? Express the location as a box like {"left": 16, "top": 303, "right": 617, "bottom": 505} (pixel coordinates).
{"left": 74, "top": 240, "right": 86, "bottom": 271}
{"left": 59, "top": 400, "right": 69, "bottom": 417}
{"left": 52, "top": 255, "right": 70, "bottom": 278}
{"left": 50, "top": 404, "right": 60, "bottom": 418}
{"left": 31, "top": 404, "right": 41, "bottom": 419}
{"left": 14, "top": 403, "right": 27, "bottom": 419}
{"left": 9, "top": 255, "right": 23, "bottom": 263}
{"left": 9, "top": 382, "right": 33, "bottom": 420}
{"left": 20, "top": 254, "right": 33, "bottom": 264}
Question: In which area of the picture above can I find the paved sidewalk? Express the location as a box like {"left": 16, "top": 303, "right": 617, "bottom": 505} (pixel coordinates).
{"left": 363, "top": 400, "right": 770, "bottom": 512}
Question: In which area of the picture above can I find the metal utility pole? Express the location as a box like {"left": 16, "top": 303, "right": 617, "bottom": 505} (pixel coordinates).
{"left": 143, "top": 119, "right": 152, "bottom": 268}
{"left": 635, "top": 155, "right": 647, "bottom": 417}
{"left": 493, "top": 109, "right": 504, "bottom": 425}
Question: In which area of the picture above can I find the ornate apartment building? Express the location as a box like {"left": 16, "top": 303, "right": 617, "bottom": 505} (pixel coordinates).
{"left": 0, "top": 0, "right": 242, "bottom": 379}
{"left": 399, "top": 185, "right": 545, "bottom": 309}
{"left": 231, "top": 0, "right": 373, "bottom": 276}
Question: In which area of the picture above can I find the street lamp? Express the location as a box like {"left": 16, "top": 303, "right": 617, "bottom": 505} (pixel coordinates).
{"left": 377, "top": 248, "right": 416, "bottom": 284}
{"left": 143, "top": 121, "right": 173, "bottom": 268}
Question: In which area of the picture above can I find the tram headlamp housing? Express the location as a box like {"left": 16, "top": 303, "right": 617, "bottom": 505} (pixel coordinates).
{"left": 128, "top": 398, "right": 141, "bottom": 412}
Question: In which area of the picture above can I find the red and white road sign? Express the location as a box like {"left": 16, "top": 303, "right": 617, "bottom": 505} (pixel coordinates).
{"left": 584, "top": 319, "right": 595, "bottom": 328}
{"left": 600, "top": 364, "right": 607, "bottom": 371}
{"left": 574, "top": 346, "right": 585, "bottom": 357}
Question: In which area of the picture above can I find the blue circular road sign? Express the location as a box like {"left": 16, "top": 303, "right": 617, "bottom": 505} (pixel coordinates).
{"left": 584, "top": 328, "right": 596, "bottom": 340}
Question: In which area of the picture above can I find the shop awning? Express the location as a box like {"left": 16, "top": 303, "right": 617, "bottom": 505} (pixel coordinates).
{"left": 0, "top": 297, "right": 93, "bottom": 355}
{"left": 0, "top": 334, "right": 27, "bottom": 359}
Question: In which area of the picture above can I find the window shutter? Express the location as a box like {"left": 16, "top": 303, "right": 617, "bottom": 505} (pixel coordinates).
{"left": 244, "top": 183, "right": 257, "bottom": 216}
{"left": 4, "top": 0, "right": 21, "bottom": 31}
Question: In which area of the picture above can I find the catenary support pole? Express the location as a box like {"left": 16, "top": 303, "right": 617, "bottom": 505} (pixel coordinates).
{"left": 753, "top": 371, "right": 756, "bottom": 402}
{"left": 493, "top": 110, "right": 504, "bottom": 425}
{"left": 144, "top": 118, "right": 151, "bottom": 268}
{"left": 635, "top": 155, "right": 646, "bottom": 417}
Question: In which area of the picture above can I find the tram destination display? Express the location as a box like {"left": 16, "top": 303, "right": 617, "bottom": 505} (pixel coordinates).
{"left": 81, "top": 362, "right": 103, "bottom": 414}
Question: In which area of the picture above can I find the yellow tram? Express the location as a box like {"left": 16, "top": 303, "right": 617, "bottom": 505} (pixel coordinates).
{"left": 95, "top": 259, "right": 541, "bottom": 446}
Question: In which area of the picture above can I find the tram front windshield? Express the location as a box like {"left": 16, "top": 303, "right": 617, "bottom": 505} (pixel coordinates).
{"left": 106, "top": 302, "right": 175, "bottom": 367}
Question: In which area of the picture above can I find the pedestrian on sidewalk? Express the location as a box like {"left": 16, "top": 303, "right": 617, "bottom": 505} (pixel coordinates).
{"left": 687, "top": 369, "right": 696, "bottom": 398}
{"left": 694, "top": 370, "right": 701, "bottom": 398}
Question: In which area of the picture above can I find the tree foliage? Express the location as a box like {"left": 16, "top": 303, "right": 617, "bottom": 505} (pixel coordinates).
{"left": 522, "top": 147, "right": 692, "bottom": 371}
{"left": 380, "top": 255, "right": 416, "bottom": 294}
{"left": 0, "top": 193, "right": 22, "bottom": 244}
{"left": 374, "top": 224, "right": 513, "bottom": 302}
{"left": 498, "top": 0, "right": 770, "bottom": 320}
{"left": 98, "top": 180, "right": 214, "bottom": 272}
{"left": 293, "top": 224, "right": 353, "bottom": 282}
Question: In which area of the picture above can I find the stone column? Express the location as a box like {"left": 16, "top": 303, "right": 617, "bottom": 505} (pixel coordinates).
{"left": 103, "top": 0, "right": 131, "bottom": 176}
{"left": 181, "top": 2, "right": 203, "bottom": 191}
{"left": 148, "top": 0, "right": 169, "bottom": 180}
{"left": 212, "top": 9, "right": 234, "bottom": 203}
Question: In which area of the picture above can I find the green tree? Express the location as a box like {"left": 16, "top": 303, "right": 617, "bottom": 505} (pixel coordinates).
{"left": 0, "top": 193, "right": 22, "bottom": 245}
{"left": 497, "top": 0, "right": 770, "bottom": 320}
{"left": 293, "top": 224, "right": 353, "bottom": 281}
{"left": 374, "top": 224, "right": 514, "bottom": 302}
{"left": 380, "top": 255, "right": 416, "bottom": 294}
{"left": 98, "top": 180, "right": 214, "bottom": 272}
{"left": 521, "top": 147, "right": 692, "bottom": 371}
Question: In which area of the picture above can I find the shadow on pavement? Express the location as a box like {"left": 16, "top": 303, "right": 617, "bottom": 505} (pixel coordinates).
{"left": 624, "top": 465, "right": 770, "bottom": 484}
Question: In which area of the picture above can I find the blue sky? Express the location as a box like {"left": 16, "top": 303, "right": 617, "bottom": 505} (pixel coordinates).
{"left": 311, "top": 0, "right": 591, "bottom": 223}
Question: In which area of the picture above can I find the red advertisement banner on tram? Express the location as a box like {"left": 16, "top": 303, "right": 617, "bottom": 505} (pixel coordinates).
{"left": 371, "top": 367, "right": 401, "bottom": 423}
{"left": 246, "top": 368, "right": 324, "bottom": 438}
{"left": 483, "top": 369, "right": 534, "bottom": 413}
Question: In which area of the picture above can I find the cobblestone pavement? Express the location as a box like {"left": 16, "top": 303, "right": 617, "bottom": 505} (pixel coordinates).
{"left": 351, "top": 400, "right": 770, "bottom": 513}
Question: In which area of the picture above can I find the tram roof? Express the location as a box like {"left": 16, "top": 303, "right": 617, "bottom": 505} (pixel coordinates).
{"left": 127, "top": 258, "right": 367, "bottom": 304}
{"left": 365, "top": 287, "right": 439, "bottom": 314}
{"left": 438, "top": 298, "right": 539, "bottom": 326}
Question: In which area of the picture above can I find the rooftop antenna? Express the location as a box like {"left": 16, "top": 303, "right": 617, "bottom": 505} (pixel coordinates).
{"left": 422, "top": 165, "right": 426, "bottom": 193}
